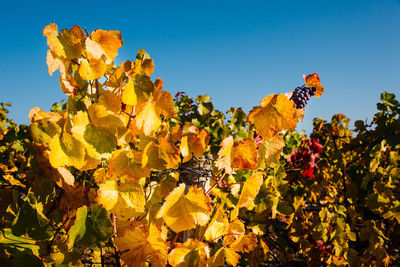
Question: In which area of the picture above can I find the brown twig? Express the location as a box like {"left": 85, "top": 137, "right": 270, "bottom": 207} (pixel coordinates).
{"left": 100, "top": 247, "right": 105, "bottom": 267}
{"left": 126, "top": 106, "right": 136, "bottom": 129}
{"left": 47, "top": 216, "right": 69, "bottom": 252}
{"left": 95, "top": 79, "right": 100, "bottom": 102}
{"left": 219, "top": 182, "right": 244, "bottom": 187}
{"left": 170, "top": 232, "right": 180, "bottom": 251}
{"left": 84, "top": 27, "right": 90, "bottom": 37}
{"left": 205, "top": 233, "right": 243, "bottom": 244}
{"left": 71, "top": 59, "right": 80, "bottom": 66}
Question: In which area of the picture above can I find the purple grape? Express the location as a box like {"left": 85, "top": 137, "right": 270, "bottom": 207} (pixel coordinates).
{"left": 290, "top": 85, "right": 315, "bottom": 109}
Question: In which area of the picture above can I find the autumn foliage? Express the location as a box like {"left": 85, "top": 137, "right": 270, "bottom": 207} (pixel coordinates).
{"left": 0, "top": 24, "right": 399, "bottom": 267}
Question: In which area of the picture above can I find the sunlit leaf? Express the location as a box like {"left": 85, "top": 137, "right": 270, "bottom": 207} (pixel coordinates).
{"left": 304, "top": 73, "right": 324, "bottom": 98}
{"left": 231, "top": 172, "right": 264, "bottom": 220}
{"left": 168, "top": 239, "right": 209, "bottom": 267}
{"left": 121, "top": 78, "right": 137, "bottom": 106}
{"left": 156, "top": 184, "right": 212, "bottom": 233}
{"left": 49, "top": 133, "right": 86, "bottom": 169}
{"left": 108, "top": 149, "right": 151, "bottom": 179}
{"left": 116, "top": 222, "right": 167, "bottom": 267}
{"left": 79, "top": 58, "right": 107, "bottom": 80}
{"left": 248, "top": 94, "right": 297, "bottom": 139}
{"left": 90, "top": 29, "right": 123, "bottom": 62}
{"left": 67, "top": 205, "right": 87, "bottom": 249}
{"left": 208, "top": 247, "right": 240, "bottom": 267}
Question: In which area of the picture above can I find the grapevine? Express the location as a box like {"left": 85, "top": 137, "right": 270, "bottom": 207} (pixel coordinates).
{"left": 0, "top": 23, "right": 399, "bottom": 267}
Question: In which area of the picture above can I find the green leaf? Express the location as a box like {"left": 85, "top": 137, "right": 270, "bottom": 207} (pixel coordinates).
{"left": 67, "top": 205, "right": 88, "bottom": 249}
{"left": 84, "top": 125, "right": 117, "bottom": 154}
{"left": 78, "top": 205, "right": 113, "bottom": 248}
{"left": 0, "top": 228, "right": 41, "bottom": 255}
{"left": 12, "top": 196, "right": 52, "bottom": 241}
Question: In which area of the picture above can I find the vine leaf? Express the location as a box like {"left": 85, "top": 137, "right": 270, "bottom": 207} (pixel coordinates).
{"left": 90, "top": 29, "right": 123, "bottom": 62}
{"left": 231, "top": 172, "right": 264, "bottom": 220}
{"left": 121, "top": 78, "right": 137, "bottom": 106}
{"left": 208, "top": 247, "right": 240, "bottom": 267}
{"left": 49, "top": 133, "right": 86, "bottom": 169}
{"left": 248, "top": 93, "right": 297, "bottom": 139}
{"left": 304, "top": 73, "right": 324, "bottom": 98}
{"left": 257, "top": 135, "right": 285, "bottom": 168}
{"left": 116, "top": 222, "right": 168, "bottom": 267}
{"left": 67, "top": 205, "right": 88, "bottom": 249}
{"left": 168, "top": 239, "right": 209, "bottom": 267}
{"left": 79, "top": 58, "right": 107, "bottom": 80}
{"left": 156, "top": 184, "right": 212, "bottom": 233}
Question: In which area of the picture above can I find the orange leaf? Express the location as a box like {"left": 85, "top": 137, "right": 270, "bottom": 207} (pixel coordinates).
{"left": 248, "top": 93, "right": 297, "bottom": 139}
{"left": 108, "top": 149, "right": 150, "bottom": 179}
{"left": 180, "top": 125, "right": 209, "bottom": 163}
{"left": 90, "top": 29, "right": 123, "bottom": 62}
{"left": 216, "top": 136, "right": 234, "bottom": 174}
{"left": 116, "top": 222, "right": 167, "bottom": 267}
{"left": 156, "top": 184, "right": 212, "bottom": 233}
{"left": 230, "top": 232, "right": 258, "bottom": 253}
{"left": 304, "top": 73, "right": 324, "bottom": 98}
{"left": 79, "top": 58, "right": 107, "bottom": 80}
{"left": 231, "top": 138, "right": 258, "bottom": 170}
{"left": 168, "top": 239, "right": 210, "bottom": 267}
{"left": 208, "top": 247, "right": 240, "bottom": 267}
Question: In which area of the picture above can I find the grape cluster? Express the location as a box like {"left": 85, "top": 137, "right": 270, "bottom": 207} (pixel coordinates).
{"left": 290, "top": 85, "right": 316, "bottom": 109}
{"left": 287, "top": 138, "right": 323, "bottom": 180}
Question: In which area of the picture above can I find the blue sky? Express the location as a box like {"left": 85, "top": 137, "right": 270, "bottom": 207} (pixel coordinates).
{"left": 1, "top": 0, "right": 399, "bottom": 133}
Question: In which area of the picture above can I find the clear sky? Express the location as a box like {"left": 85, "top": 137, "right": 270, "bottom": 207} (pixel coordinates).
{"left": 1, "top": 0, "right": 399, "bottom": 134}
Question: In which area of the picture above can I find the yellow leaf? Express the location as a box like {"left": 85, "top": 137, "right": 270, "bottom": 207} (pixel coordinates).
{"left": 168, "top": 239, "right": 209, "bottom": 267}
{"left": 143, "top": 137, "right": 180, "bottom": 170}
{"left": 231, "top": 138, "right": 258, "bottom": 170}
{"left": 217, "top": 136, "right": 234, "bottom": 174}
{"left": 59, "top": 73, "right": 79, "bottom": 96}
{"left": 57, "top": 167, "right": 75, "bottom": 187}
{"left": 208, "top": 247, "right": 240, "bottom": 267}
{"left": 248, "top": 93, "right": 297, "bottom": 139}
{"left": 43, "top": 24, "right": 85, "bottom": 60}
{"left": 79, "top": 58, "right": 107, "bottom": 80}
{"left": 29, "top": 109, "right": 63, "bottom": 144}
{"left": 204, "top": 205, "right": 229, "bottom": 241}
{"left": 230, "top": 232, "right": 257, "bottom": 253}
{"left": 179, "top": 136, "right": 189, "bottom": 161}
{"left": 85, "top": 37, "right": 105, "bottom": 60}
{"left": 49, "top": 133, "right": 85, "bottom": 169}
{"left": 96, "top": 180, "right": 118, "bottom": 211}
{"left": 134, "top": 58, "right": 155, "bottom": 77}
{"left": 91, "top": 29, "right": 123, "bottom": 62}
{"left": 155, "top": 90, "right": 176, "bottom": 118}
{"left": 104, "top": 62, "right": 125, "bottom": 89}
{"left": 46, "top": 50, "right": 66, "bottom": 76}
{"left": 231, "top": 173, "right": 264, "bottom": 220}
{"left": 108, "top": 149, "right": 150, "bottom": 179}
{"left": 223, "top": 219, "right": 245, "bottom": 246}
{"left": 116, "top": 222, "right": 167, "bottom": 267}
{"left": 99, "top": 90, "right": 121, "bottom": 114}
{"left": 111, "top": 180, "right": 146, "bottom": 221}
{"left": 257, "top": 135, "right": 285, "bottom": 168}
{"left": 135, "top": 100, "right": 162, "bottom": 136}
{"left": 179, "top": 125, "right": 209, "bottom": 163}
{"left": 59, "top": 25, "right": 85, "bottom": 59}
{"left": 156, "top": 184, "right": 212, "bottom": 233}
{"left": 122, "top": 78, "right": 137, "bottom": 106}
{"left": 88, "top": 103, "right": 125, "bottom": 137}
{"left": 93, "top": 168, "right": 107, "bottom": 184}
{"left": 43, "top": 23, "right": 65, "bottom": 58}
